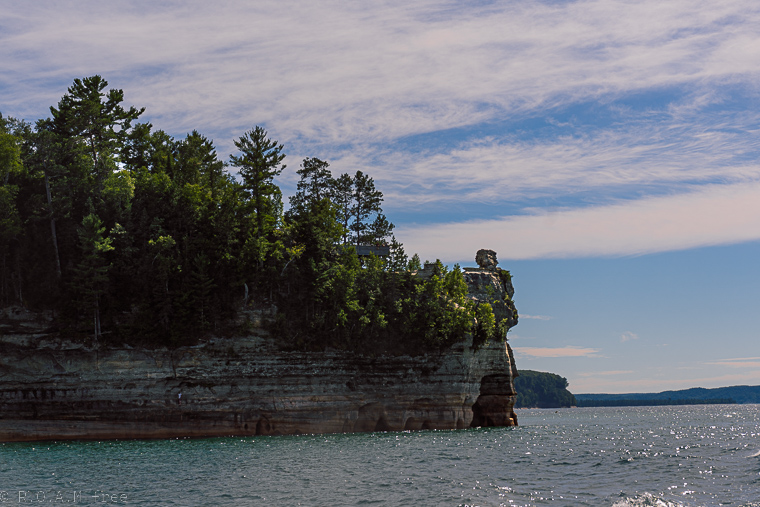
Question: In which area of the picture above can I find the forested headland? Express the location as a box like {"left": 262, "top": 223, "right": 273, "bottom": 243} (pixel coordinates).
{"left": 514, "top": 370, "right": 577, "bottom": 408}
{"left": 0, "top": 76, "right": 512, "bottom": 353}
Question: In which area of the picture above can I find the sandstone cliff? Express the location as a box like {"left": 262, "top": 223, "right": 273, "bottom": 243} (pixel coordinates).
{"left": 0, "top": 251, "right": 518, "bottom": 442}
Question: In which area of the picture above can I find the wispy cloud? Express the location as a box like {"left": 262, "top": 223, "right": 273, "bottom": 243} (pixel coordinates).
{"left": 620, "top": 332, "right": 639, "bottom": 343}
{"left": 572, "top": 370, "right": 760, "bottom": 394}
{"left": 707, "top": 357, "right": 760, "bottom": 369}
{"left": 578, "top": 370, "right": 634, "bottom": 377}
{"left": 519, "top": 314, "right": 553, "bottom": 321}
{"left": 3, "top": 0, "right": 760, "bottom": 259}
{"left": 370, "top": 98, "right": 760, "bottom": 207}
{"left": 3, "top": 1, "right": 760, "bottom": 149}
{"left": 513, "top": 346, "right": 601, "bottom": 358}
{"left": 398, "top": 181, "right": 760, "bottom": 261}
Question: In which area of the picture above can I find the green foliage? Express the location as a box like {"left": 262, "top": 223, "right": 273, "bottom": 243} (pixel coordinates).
{"left": 327, "top": 170, "right": 394, "bottom": 247}
{"left": 473, "top": 302, "right": 497, "bottom": 346}
{"left": 498, "top": 269, "right": 512, "bottom": 290}
{"left": 229, "top": 126, "right": 285, "bottom": 240}
{"left": 229, "top": 126, "right": 286, "bottom": 299}
{"left": 68, "top": 214, "right": 114, "bottom": 342}
{"left": 0, "top": 121, "right": 25, "bottom": 305}
{"left": 49, "top": 75, "right": 143, "bottom": 201}
{"left": 1, "top": 76, "right": 515, "bottom": 354}
{"left": 514, "top": 370, "right": 577, "bottom": 408}
{"left": 393, "top": 261, "right": 473, "bottom": 349}
{"left": 0, "top": 130, "right": 23, "bottom": 179}
{"left": 407, "top": 253, "right": 422, "bottom": 272}
{"left": 385, "top": 236, "right": 408, "bottom": 272}
{"left": 0, "top": 126, "right": 23, "bottom": 241}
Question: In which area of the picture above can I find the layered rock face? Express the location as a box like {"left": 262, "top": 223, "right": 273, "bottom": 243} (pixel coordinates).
{"left": 0, "top": 251, "right": 518, "bottom": 442}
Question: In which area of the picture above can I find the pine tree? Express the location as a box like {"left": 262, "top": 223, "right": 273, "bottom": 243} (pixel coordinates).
{"left": 229, "top": 127, "right": 285, "bottom": 270}
{"left": 70, "top": 214, "right": 114, "bottom": 343}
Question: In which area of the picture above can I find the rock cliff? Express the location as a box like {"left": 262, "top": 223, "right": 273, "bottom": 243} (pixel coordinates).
{"left": 0, "top": 251, "right": 518, "bottom": 442}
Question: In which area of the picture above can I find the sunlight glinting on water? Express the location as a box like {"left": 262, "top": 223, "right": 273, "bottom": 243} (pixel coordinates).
{"left": 1, "top": 405, "right": 759, "bottom": 506}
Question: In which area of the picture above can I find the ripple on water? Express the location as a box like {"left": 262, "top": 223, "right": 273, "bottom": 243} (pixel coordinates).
{"left": 1, "top": 405, "right": 759, "bottom": 505}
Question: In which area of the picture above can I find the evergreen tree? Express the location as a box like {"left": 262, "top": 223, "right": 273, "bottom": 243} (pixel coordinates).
{"left": 121, "top": 123, "right": 177, "bottom": 175}
{"left": 70, "top": 213, "right": 114, "bottom": 343}
{"left": 49, "top": 75, "right": 143, "bottom": 198}
{"left": 407, "top": 253, "right": 422, "bottom": 272}
{"left": 229, "top": 126, "right": 286, "bottom": 286}
{"left": 0, "top": 118, "right": 23, "bottom": 304}
{"left": 331, "top": 173, "right": 354, "bottom": 245}
{"left": 229, "top": 126, "right": 285, "bottom": 242}
{"left": 350, "top": 170, "right": 383, "bottom": 245}
{"left": 288, "top": 157, "right": 333, "bottom": 213}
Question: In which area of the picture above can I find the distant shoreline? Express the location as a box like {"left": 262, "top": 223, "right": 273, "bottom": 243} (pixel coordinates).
{"left": 575, "top": 384, "right": 760, "bottom": 405}
{"left": 574, "top": 398, "right": 735, "bottom": 407}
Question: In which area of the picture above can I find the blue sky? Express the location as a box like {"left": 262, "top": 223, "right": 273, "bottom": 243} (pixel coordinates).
{"left": 2, "top": 0, "right": 760, "bottom": 393}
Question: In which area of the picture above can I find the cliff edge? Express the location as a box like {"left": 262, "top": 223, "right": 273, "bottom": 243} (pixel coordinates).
{"left": 0, "top": 250, "right": 518, "bottom": 441}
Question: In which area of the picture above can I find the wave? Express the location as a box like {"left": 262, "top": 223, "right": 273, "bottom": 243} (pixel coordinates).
{"left": 611, "top": 493, "right": 685, "bottom": 507}
{"left": 612, "top": 492, "right": 760, "bottom": 507}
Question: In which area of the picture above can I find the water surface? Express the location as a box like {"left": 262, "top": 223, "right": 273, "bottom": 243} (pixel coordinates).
{"left": 2, "top": 405, "right": 758, "bottom": 505}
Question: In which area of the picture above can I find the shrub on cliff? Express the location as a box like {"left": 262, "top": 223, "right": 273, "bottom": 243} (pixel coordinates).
{"left": 273, "top": 255, "right": 488, "bottom": 354}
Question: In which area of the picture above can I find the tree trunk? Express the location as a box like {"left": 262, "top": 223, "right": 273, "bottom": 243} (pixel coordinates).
{"left": 44, "top": 171, "right": 62, "bottom": 278}
{"left": 14, "top": 245, "right": 22, "bottom": 304}
{"left": 1, "top": 250, "right": 6, "bottom": 305}
{"left": 94, "top": 296, "right": 101, "bottom": 345}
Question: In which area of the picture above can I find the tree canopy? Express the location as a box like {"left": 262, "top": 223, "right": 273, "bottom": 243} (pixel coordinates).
{"left": 0, "top": 76, "right": 509, "bottom": 353}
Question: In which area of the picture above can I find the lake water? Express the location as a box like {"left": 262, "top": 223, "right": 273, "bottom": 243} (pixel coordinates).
{"left": 1, "top": 404, "right": 758, "bottom": 506}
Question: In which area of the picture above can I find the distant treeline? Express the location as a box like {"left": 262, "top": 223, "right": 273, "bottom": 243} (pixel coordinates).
{"left": 576, "top": 385, "right": 760, "bottom": 405}
{"left": 514, "top": 370, "right": 576, "bottom": 408}
{"left": 576, "top": 398, "right": 736, "bottom": 407}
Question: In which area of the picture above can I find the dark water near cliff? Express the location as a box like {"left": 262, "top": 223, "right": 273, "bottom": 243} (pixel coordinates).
{"left": 1, "top": 405, "right": 759, "bottom": 506}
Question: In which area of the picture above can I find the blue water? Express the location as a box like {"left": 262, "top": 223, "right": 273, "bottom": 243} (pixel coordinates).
{"left": 1, "top": 405, "right": 759, "bottom": 506}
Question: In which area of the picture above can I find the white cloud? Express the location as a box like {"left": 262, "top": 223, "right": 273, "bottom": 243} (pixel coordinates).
{"left": 513, "top": 346, "right": 601, "bottom": 358}
{"left": 398, "top": 181, "right": 760, "bottom": 261}
{"left": 620, "top": 331, "right": 639, "bottom": 343}
{"left": 4, "top": 0, "right": 760, "bottom": 260}
{"left": 372, "top": 110, "right": 760, "bottom": 207}
{"left": 2, "top": 0, "right": 760, "bottom": 152}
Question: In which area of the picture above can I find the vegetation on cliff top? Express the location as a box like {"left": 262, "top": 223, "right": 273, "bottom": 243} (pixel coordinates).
{"left": 0, "top": 76, "right": 509, "bottom": 352}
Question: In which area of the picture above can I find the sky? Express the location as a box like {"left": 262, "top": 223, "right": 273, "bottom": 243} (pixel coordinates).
{"left": 2, "top": 0, "right": 760, "bottom": 394}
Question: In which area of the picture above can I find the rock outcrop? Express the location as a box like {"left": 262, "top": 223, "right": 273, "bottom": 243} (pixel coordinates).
{"left": 415, "top": 249, "right": 517, "bottom": 330}
{"left": 0, "top": 251, "right": 518, "bottom": 442}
